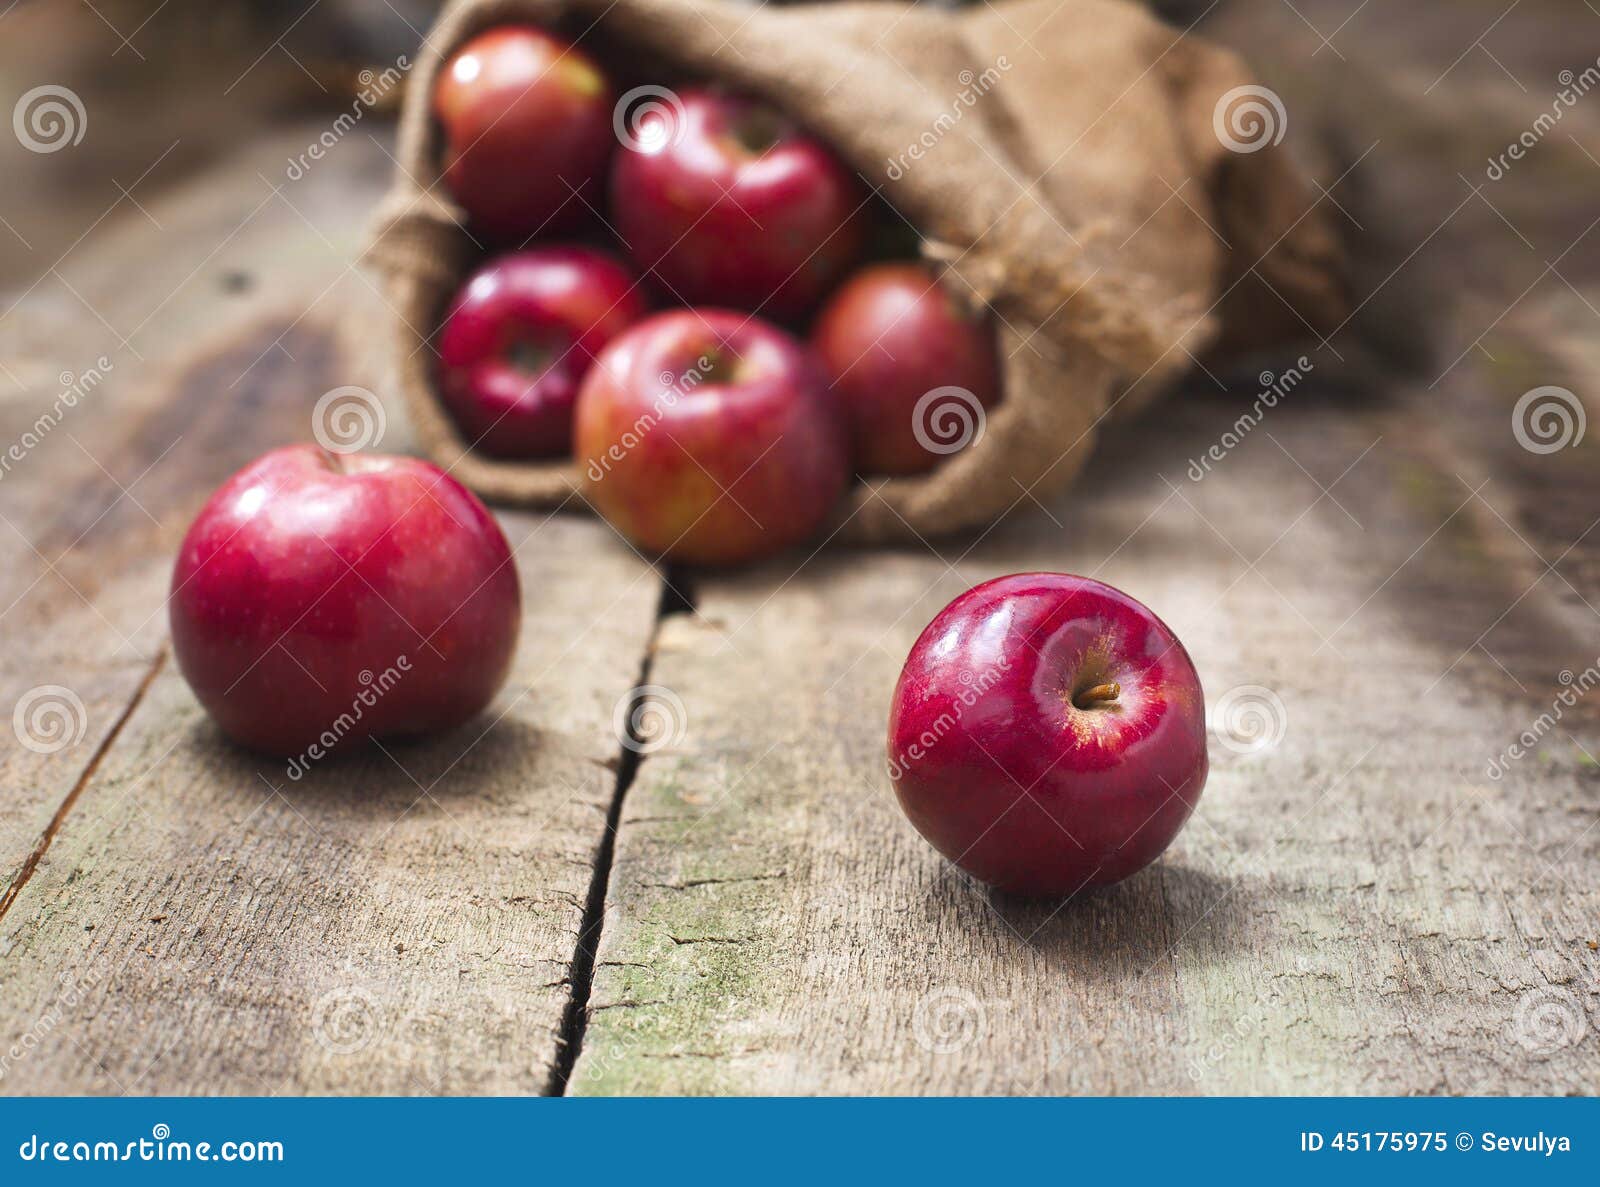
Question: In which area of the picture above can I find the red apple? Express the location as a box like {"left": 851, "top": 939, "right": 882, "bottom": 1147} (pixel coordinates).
{"left": 811, "top": 262, "right": 1001, "bottom": 476}
{"left": 433, "top": 25, "right": 614, "bottom": 241}
{"left": 575, "top": 308, "right": 849, "bottom": 565}
{"left": 170, "top": 445, "right": 521, "bottom": 759}
{"left": 610, "top": 88, "right": 868, "bottom": 320}
{"left": 437, "top": 246, "right": 649, "bottom": 458}
{"left": 887, "top": 573, "right": 1207, "bottom": 896}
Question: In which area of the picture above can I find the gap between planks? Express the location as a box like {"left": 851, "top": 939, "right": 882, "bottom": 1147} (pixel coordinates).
{"left": 547, "top": 570, "right": 698, "bottom": 1095}
{"left": 0, "top": 649, "right": 168, "bottom": 925}
{"left": 0, "top": 561, "right": 693, "bottom": 1090}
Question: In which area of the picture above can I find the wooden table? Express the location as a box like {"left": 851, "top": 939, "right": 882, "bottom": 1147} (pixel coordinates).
{"left": 1, "top": 0, "right": 1596, "bottom": 1095}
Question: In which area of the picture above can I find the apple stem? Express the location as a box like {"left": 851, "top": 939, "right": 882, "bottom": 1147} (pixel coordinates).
{"left": 315, "top": 444, "right": 346, "bottom": 474}
{"left": 1072, "top": 682, "right": 1121, "bottom": 709}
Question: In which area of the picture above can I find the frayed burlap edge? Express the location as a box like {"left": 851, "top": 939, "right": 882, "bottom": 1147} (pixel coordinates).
{"left": 363, "top": 0, "right": 1345, "bottom": 544}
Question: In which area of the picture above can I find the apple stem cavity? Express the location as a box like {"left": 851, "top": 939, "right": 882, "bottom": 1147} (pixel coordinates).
{"left": 1072, "top": 681, "right": 1121, "bottom": 710}
{"left": 506, "top": 339, "right": 552, "bottom": 376}
{"left": 692, "top": 345, "right": 745, "bottom": 388}
{"left": 730, "top": 107, "right": 786, "bottom": 156}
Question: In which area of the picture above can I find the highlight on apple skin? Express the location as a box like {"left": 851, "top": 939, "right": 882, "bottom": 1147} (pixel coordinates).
{"left": 436, "top": 245, "right": 650, "bottom": 458}
{"left": 610, "top": 87, "right": 868, "bottom": 321}
{"left": 433, "top": 25, "right": 616, "bottom": 241}
{"left": 811, "top": 261, "right": 1001, "bottom": 476}
{"left": 574, "top": 307, "right": 851, "bottom": 566}
{"left": 169, "top": 445, "right": 522, "bottom": 759}
{"left": 886, "top": 573, "right": 1208, "bottom": 896}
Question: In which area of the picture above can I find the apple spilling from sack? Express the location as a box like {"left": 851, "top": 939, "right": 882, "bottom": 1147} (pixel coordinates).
{"left": 430, "top": 23, "right": 1002, "bottom": 565}
{"left": 165, "top": 22, "right": 1207, "bottom": 895}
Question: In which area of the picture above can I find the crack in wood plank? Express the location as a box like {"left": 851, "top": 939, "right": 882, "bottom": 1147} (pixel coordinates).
{"left": 0, "top": 649, "right": 167, "bottom": 925}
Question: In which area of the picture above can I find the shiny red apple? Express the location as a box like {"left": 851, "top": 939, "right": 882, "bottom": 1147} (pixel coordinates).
{"left": 575, "top": 308, "right": 849, "bottom": 564}
{"left": 433, "top": 25, "right": 614, "bottom": 241}
{"left": 887, "top": 573, "right": 1207, "bottom": 896}
{"left": 610, "top": 88, "right": 868, "bottom": 320}
{"left": 811, "top": 262, "right": 1001, "bottom": 476}
{"left": 437, "top": 246, "right": 649, "bottom": 458}
{"left": 170, "top": 445, "right": 521, "bottom": 759}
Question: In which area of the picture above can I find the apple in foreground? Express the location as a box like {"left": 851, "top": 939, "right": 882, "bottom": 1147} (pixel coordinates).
{"left": 437, "top": 246, "right": 649, "bottom": 458}
{"left": 610, "top": 88, "right": 867, "bottom": 320}
{"left": 433, "top": 25, "right": 614, "bottom": 240}
{"left": 887, "top": 573, "right": 1207, "bottom": 895}
{"left": 170, "top": 445, "right": 521, "bottom": 758}
{"left": 575, "top": 308, "right": 849, "bottom": 564}
{"left": 811, "top": 262, "right": 1001, "bottom": 476}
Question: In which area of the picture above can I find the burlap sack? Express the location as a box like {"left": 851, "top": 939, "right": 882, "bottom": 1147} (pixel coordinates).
{"left": 366, "top": 0, "right": 1345, "bottom": 544}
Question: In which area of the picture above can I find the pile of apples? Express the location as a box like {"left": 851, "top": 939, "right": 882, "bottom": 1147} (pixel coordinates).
{"left": 431, "top": 24, "right": 1002, "bottom": 564}
{"left": 166, "top": 23, "right": 1208, "bottom": 899}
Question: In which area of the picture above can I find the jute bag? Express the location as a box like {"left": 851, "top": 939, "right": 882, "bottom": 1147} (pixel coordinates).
{"left": 366, "top": 0, "right": 1345, "bottom": 543}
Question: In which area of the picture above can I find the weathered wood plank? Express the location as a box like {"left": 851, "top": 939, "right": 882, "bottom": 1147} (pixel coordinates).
{"left": 0, "top": 117, "right": 411, "bottom": 898}
{"left": 570, "top": 379, "right": 1599, "bottom": 1094}
{"left": 6, "top": 0, "right": 1598, "bottom": 1098}
{"left": 0, "top": 504, "right": 660, "bottom": 1094}
{"left": 0, "top": 118, "right": 664, "bottom": 1091}
{"left": 570, "top": 0, "right": 1600, "bottom": 1093}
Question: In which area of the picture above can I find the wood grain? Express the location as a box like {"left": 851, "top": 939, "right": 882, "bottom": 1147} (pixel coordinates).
{"left": 0, "top": 121, "right": 409, "bottom": 898}
{"left": 4, "top": 0, "right": 1599, "bottom": 1097}
{"left": 0, "top": 122, "right": 664, "bottom": 1093}
{"left": 570, "top": 381, "right": 1600, "bottom": 1094}
{"left": 569, "top": 0, "right": 1600, "bottom": 1092}
{"left": 0, "top": 505, "right": 660, "bottom": 1094}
